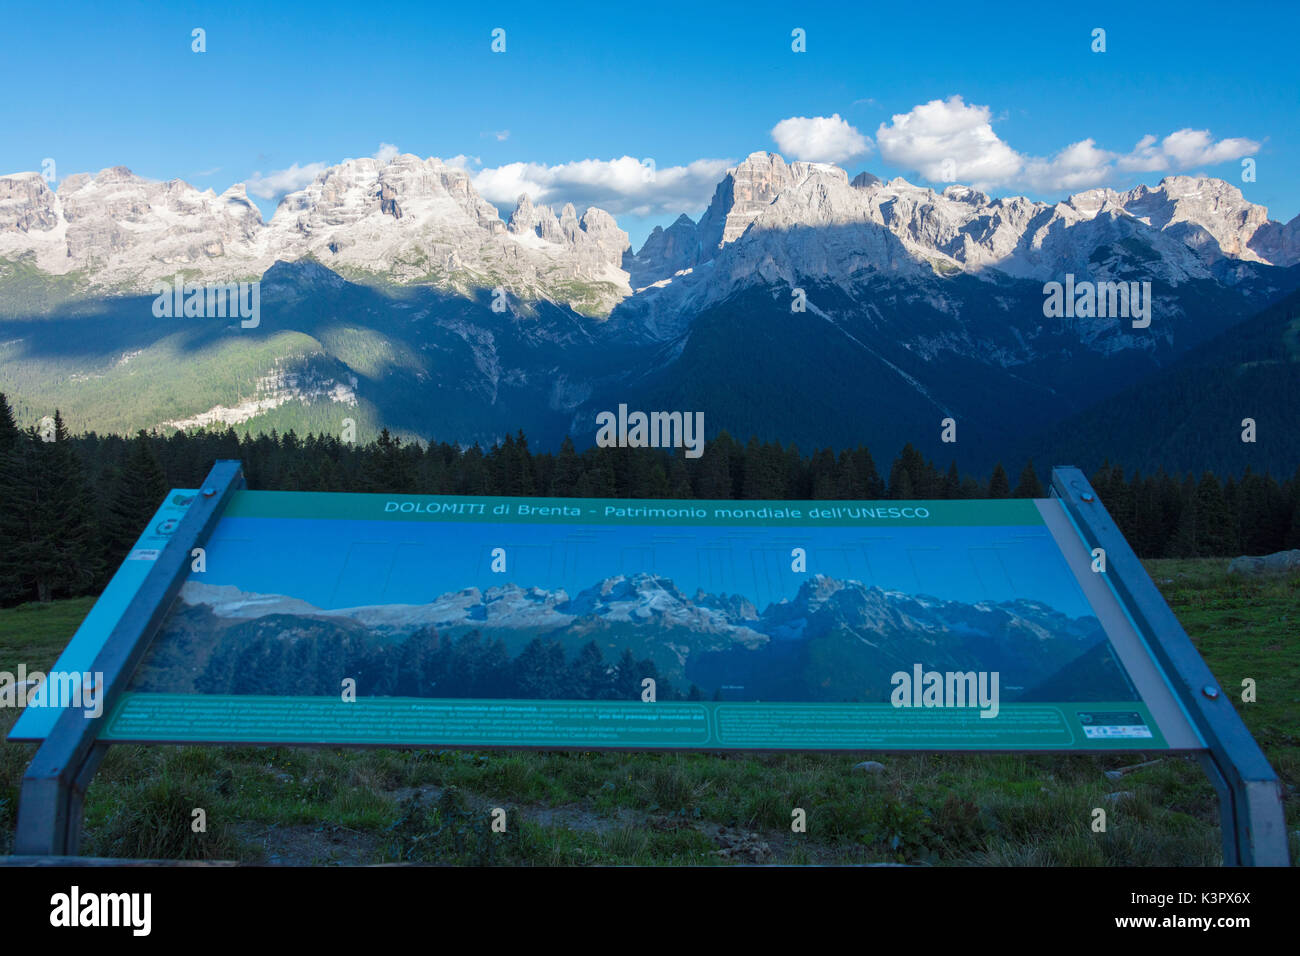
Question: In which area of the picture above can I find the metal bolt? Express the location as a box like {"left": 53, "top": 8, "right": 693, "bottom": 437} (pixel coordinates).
{"left": 202, "top": 487, "right": 216, "bottom": 497}
{"left": 1081, "top": 492, "right": 1095, "bottom": 502}
{"left": 1202, "top": 684, "right": 1220, "bottom": 700}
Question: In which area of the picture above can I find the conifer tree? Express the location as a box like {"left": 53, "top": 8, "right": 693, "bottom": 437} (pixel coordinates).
{"left": 809, "top": 448, "right": 837, "bottom": 499}
{"left": 667, "top": 451, "right": 692, "bottom": 499}
{"left": 943, "top": 461, "right": 962, "bottom": 499}
{"left": 363, "top": 428, "right": 417, "bottom": 493}
{"left": 104, "top": 430, "right": 169, "bottom": 561}
{"left": 1192, "top": 472, "right": 1236, "bottom": 556}
{"left": 1170, "top": 474, "right": 1200, "bottom": 556}
{"left": 612, "top": 648, "right": 642, "bottom": 700}
{"left": 0, "top": 417, "right": 103, "bottom": 602}
{"left": 551, "top": 436, "right": 582, "bottom": 496}
{"left": 1012, "top": 461, "right": 1044, "bottom": 498}
{"left": 987, "top": 463, "right": 1011, "bottom": 498}
{"left": 696, "top": 438, "right": 733, "bottom": 498}
{"left": 888, "top": 458, "right": 914, "bottom": 499}
{"left": 0, "top": 393, "right": 18, "bottom": 454}
{"left": 742, "top": 438, "right": 783, "bottom": 499}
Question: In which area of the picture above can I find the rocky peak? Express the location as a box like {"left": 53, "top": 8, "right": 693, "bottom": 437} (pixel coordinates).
{"left": 262, "top": 156, "right": 627, "bottom": 309}
{"left": 940, "top": 184, "right": 989, "bottom": 206}
{"left": 0, "top": 172, "right": 59, "bottom": 234}
{"left": 694, "top": 589, "right": 760, "bottom": 621}
{"left": 0, "top": 164, "right": 266, "bottom": 285}
{"left": 623, "top": 150, "right": 1300, "bottom": 334}
{"left": 565, "top": 573, "right": 692, "bottom": 614}
{"left": 1100, "top": 176, "right": 1272, "bottom": 262}
{"left": 506, "top": 193, "right": 537, "bottom": 233}
{"left": 0, "top": 154, "right": 632, "bottom": 314}
{"left": 796, "top": 573, "right": 850, "bottom": 606}
{"left": 96, "top": 165, "right": 142, "bottom": 185}
{"left": 696, "top": 151, "right": 798, "bottom": 252}
{"left": 629, "top": 213, "right": 702, "bottom": 289}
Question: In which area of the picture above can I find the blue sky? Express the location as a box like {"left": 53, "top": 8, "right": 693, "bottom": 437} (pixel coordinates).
{"left": 3, "top": 0, "right": 1295, "bottom": 249}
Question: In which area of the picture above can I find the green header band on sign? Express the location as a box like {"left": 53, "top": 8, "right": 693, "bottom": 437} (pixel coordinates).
{"left": 221, "top": 491, "right": 1045, "bottom": 528}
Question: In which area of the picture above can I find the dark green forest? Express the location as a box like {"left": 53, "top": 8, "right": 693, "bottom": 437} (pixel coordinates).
{"left": 1, "top": 391, "right": 1297, "bottom": 608}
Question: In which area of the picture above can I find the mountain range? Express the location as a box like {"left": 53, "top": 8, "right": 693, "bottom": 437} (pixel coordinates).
{"left": 132, "top": 573, "right": 1135, "bottom": 703}
{"left": 2, "top": 151, "right": 1297, "bottom": 472}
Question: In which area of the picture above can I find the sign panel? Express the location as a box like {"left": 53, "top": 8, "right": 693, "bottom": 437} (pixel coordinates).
{"left": 11, "top": 491, "right": 1202, "bottom": 751}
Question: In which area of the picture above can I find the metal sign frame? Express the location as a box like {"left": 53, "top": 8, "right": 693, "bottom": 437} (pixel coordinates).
{"left": 13, "top": 461, "right": 245, "bottom": 855}
{"left": 1050, "top": 467, "right": 1288, "bottom": 866}
{"left": 12, "top": 461, "right": 1289, "bottom": 864}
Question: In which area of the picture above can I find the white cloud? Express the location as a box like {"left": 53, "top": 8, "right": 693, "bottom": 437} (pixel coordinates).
{"left": 875, "top": 96, "right": 1022, "bottom": 188}
{"left": 373, "top": 142, "right": 400, "bottom": 163}
{"left": 244, "top": 161, "right": 328, "bottom": 200}
{"left": 471, "top": 156, "right": 734, "bottom": 216}
{"left": 1024, "top": 139, "right": 1116, "bottom": 192}
{"left": 1118, "top": 129, "right": 1260, "bottom": 172}
{"left": 482, "top": 130, "right": 510, "bottom": 142}
{"left": 876, "top": 97, "right": 1261, "bottom": 193}
{"left": 770, "top": 114, "right": 872, "bottom": 164}
{"left": 1117, "top": 134, "right": 1167, "bottom": 173}
{"left": 443, "top": 154, "right": 482, "bottom": 172}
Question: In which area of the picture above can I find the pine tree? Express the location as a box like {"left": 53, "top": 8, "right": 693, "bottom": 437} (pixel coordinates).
{"left": 1130, "top": 473, "right": 1163, "bottom": 558}
{"left": 0, "top": 393, "right": 18, "bottom": 454}
{"left": 103, "top": 431, "right": 169, "bottom": 561}
{"left": 0, "top": 394, "right": 19, "bottom": 602}
{"left": 458, "top": 443, "right": 491, "bottom": 495}
{"left": 1284, "top": 466, "right": 1300, "bottom": 550}
{"left": 1106, "top": 464, "right": 1134, "bottom": 534}
{"left": 1286, "top": 498, "right": 1300, "bottom": 550}
{"left": 511, "top": 639, "right": 566, "bottom": 698}
{"left": 943, "top": 461, "right": 961, "bottom": 499}
{"left": 612, "top": 648, "right": 642, "bottom": 700}
{"left": 836, "top": 447, "right": 885, "bottom": 499}
{"left": 898, "top": 443, "right": 935, "bottom": 498}
{"left": 987, "top": 463, "right": 1011, "bottom": 498}
{"left": 1012, "top": 460, "right": 1045, "bottom": 498}
{"left": 742, "top": 438, "right": 783, "bottom": 499}
{"left": 1192, "top": 472, "right": 1236, "bottom": 557}
{"left": 0, "top": 421, "right": 103, "bottom": 602}
{"left": 697, "top": 438, "right": 733, "bottom": 498}
{"left": 809, "top": 448, "right": 837, "bottom": 499}
{"left": 492, "top": 431, "right": 536, "bottom": 496}
{"left": 577, "top": 448, "right": 617, "bottom": 497}
{"left": 667, "top": 450, "right": 692, "bottom": 499}
{"left": 1235, "top": 468, "right": 1288, "bottom": 556}
{"left": 566, "top": 642, "right": 612, "bottom": 699}
{"left": 887, "top": 458, "right": 914, "bottom": 499}
{"left": 1170, "top": 474, "right": 1200, "bottom": 557}
{"left": 551, "top": 436, "right": 582, "bottom": 495}
{"left": 363, "top": 428, "right": 417, "bottom": 493}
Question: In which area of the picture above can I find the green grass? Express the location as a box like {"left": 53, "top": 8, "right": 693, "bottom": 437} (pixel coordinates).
{"left": 0, "top": 559, "right": 1295, "bottom": 864}
{"left": 0, "top": 256, "right": 92, "bottom": 316}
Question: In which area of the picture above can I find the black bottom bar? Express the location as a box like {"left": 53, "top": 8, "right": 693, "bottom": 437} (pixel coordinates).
{"left": 0, "top": 862, "right": 1290, "bottom": 940}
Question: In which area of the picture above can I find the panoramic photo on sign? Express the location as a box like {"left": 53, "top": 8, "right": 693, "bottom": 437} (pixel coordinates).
{"left": 13, "top": 490, "right": 1200, "bottom": 752}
